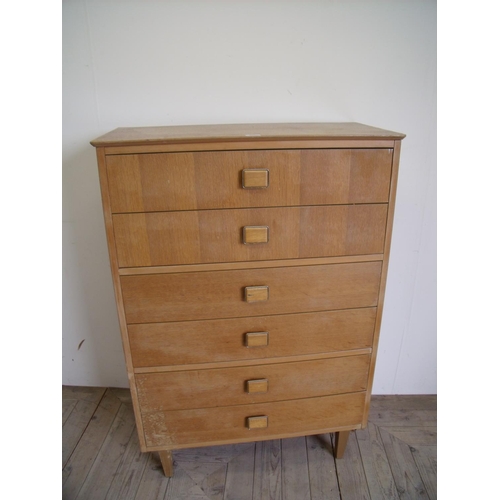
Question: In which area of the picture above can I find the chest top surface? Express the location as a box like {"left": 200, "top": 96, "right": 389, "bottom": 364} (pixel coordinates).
{"left": 90, "top": 122, "right": 405, "bottom": 147}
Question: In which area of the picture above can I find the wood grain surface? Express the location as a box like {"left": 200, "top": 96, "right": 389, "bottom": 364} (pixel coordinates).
{"left": 142, "top": 392, "right": 365, "bottom": 448}
{"left": 135, "top": 355, "right": 370, "bottom": 412}
{"left": 113, "top": 204, "right": 387, "bottom": 267}
{"left": 121, "top": 261, "right": 382, "bottom": 324}
{"left": 91, "top": 122, "right": 405, "bottom": 147}
{"left": 128, "top": 307, "right": 376, "bottom": 368}
{"left": 106, "top": 149, "right": 392, "bottom": 213}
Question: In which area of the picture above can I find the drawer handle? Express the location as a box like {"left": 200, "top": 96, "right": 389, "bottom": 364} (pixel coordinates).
{"left": 242, "top": 169, "right": 269, "bottom": 189}
{"left": 245, "top": 331, "right": 269, "bottom": 347}
{"left": 243, "top": 226, "right": 269, "bottom": 244}
{"left": 246, "top": 379, "right": 268, "bottom": 394}
{"left": 247, "top": 415, "right": 268, "bottom": 430}
{"left": 244, "top": 286, "right": 269, "bottom": 303}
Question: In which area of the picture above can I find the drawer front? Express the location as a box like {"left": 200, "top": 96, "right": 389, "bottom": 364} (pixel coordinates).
{"left": 113, "top": 205, "right": 387, "bottom": 267}
{"left": 142, "top": 391, "right": 365, "bottom": 448}
{"left": 129, "top": 307, "right": 376, "bottom": 368}
{"left": 136, "top": 355, "right": 370, "bottom": 412}
{"left": 106, "top": 149, "right": 392, "bottom": 213}
{"left": 121, "top": 261, "right": 382, "bottom": 323}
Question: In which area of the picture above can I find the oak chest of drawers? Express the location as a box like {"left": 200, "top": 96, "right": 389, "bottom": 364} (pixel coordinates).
{"left": 91, "top": 122, "right": 404, "bottom": 476}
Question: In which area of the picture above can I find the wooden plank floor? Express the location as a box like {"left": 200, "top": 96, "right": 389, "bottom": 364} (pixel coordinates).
{"left": 62, "top": 387, "right": 436, "bottom": 500}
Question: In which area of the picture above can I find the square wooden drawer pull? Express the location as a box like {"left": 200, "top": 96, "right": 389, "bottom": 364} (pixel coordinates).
{"left": 247, "top": 415, "right": 268, "bottom": 430}
{"left": 246, "top": 379, "right": 268, "bottom": 394}
{"left": 243, "top": 226, "right": 269, "bottom": 244}
{"left": 242, "top": 169, "right": 269, "bottom": 189}
{"left": 244, "top": 286, "right": 269, "bottom": 303}
{"left": 245, "top": 331, "right": 269, "bottom": 347}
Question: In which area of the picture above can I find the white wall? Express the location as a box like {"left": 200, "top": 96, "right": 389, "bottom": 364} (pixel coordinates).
{"left": 62, "top": 0, "right": 436, "bottom": 393}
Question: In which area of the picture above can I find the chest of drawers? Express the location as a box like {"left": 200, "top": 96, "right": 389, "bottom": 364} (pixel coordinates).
{"left": 91, "top": 123, "right": 404, "bottom": 476}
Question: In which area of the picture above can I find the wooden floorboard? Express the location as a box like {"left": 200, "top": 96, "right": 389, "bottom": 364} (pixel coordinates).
{"left": 62, "top": 388, "right": 437, "bottom": 500}
{"left": 223, "top": 443, "right": 255, "bottom": 500}
{"left": 370, "top": 395, "right": 436, "bottom": 411}
{"left": 62, "top": 386, "right": 106, "bottom": 468}
{"left": 411, "top": 446, "right": 437, "bottom": 500}
{"left": 306, "top": 434, "right": 341, "bottom": 500}
{"left": 133, "top": 453, "right": 171, "bottom": 500}
{"left": 357, "top": 422, "right": 399, "bottom": 500}
{"left": 281, "top": 437, "right": 311, "bottom": 500}
{"left": 74, "top": 402, "right": 137, "bottom": 500}
{"left": 253, "top": 440, "right": 282, "bottom": 500}
{"left": 104, "top": 429, "right": 149, "bottom": 500}
{"left": 335, "top": 431, "right": 371, "bottom": 500}
{"left": 62, "top": 389, "right": 123, "bottom": 499}
{"left": 379, "top": 427, "right": 430, "bottom": 500}
{"left": 164, "top": 465, "right": 210, "bottom": 500}
{"left": 175, "top": 461, "right": 227, "bottom": 500}
{"left": 62, "top": 398, "right": 77, "bottom": 426}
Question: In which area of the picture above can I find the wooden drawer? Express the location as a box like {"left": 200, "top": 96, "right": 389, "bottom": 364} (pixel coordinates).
{"left": 136, "top": 355, "right": 370, "bottom": 412}
{"left": 142, "top": 391, "right": 366, "bottom": 448}
{"left": 121, "top": 261, "right": 382, "bottom": 323}
{"left": 113, "top": 204, "right": 387, "bottom": 268}
{"left": 129, "top": 307, "right": 376, "bottom": 368}
{"left": 106, "top": 149, "right": 392, "bottom": 213}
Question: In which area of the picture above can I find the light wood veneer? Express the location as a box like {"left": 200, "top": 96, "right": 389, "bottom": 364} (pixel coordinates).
{"left": 142, "top": 392, "right": 367, "bottom": 449}
{"left": 106, "top": 149, "right": 392, "bottom": 213}
{"left": 121, "top": 262, "right": 382, "bottom": 324}
{"left": 135, "top": 355, "right": 370, "bottom": 412}
{"left": 113, "top": 205, "right": 388, "bottom": 267}
{"left": 128, "top": 307, "right": 376, "bottom": 368}
{"left": 92, "top": 122, "right": 404, "bottom": 476}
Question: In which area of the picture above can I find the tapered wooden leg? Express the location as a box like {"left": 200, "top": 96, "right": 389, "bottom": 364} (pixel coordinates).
{"left": 334, "top": 431, "right": 350, "bottom": 459}
{"left": 159, "top": 450, "right": 173, "bottom": 477}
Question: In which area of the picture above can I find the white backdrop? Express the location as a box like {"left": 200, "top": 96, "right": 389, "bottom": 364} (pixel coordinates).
{"left": 62, "top": 0, "right": 436, "bottom": 393}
